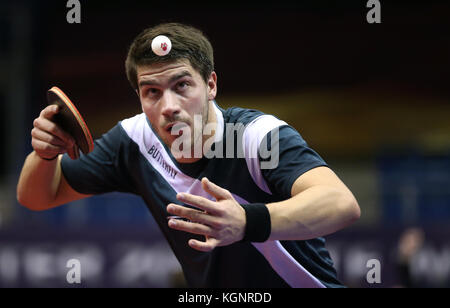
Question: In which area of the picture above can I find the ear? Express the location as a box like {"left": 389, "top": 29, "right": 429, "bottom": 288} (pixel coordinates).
{"left": 207, "top": 72, "right": 217, "bottom": 101}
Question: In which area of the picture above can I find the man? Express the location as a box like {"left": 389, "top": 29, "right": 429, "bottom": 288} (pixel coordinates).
{"left": 17, "top": 23, "right": 360, "bottom": 287}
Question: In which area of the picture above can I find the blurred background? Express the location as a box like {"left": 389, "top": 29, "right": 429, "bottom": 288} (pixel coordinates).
{"left": 1, "top": 0, "right": 449, "bottom": 287}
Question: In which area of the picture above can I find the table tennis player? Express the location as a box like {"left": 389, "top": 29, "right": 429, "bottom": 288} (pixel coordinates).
{"left": 17, "top": 22, "right": 360, "bottom": 288}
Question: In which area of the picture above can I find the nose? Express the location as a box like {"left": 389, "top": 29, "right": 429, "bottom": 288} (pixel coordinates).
{"left": 160, "top": 90, "right": 181, "bottom": 119}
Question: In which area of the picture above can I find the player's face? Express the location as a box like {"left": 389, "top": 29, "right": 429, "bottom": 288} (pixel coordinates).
{"left": 136, "top": 59, "right": 217, "bottom": 162}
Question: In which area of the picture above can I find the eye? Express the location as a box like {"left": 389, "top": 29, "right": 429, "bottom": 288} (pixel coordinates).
{"left": 176, "top": 81, "right": 189, "bottom": 91}
{"left": 144, "top": 87, "right": 160, "bottom": 98}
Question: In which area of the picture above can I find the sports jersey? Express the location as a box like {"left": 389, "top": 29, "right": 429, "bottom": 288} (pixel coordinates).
{"left": 61, "top": 102, "right": 343, "bottom": 288}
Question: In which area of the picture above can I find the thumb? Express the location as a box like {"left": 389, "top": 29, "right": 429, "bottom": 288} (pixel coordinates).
{"left": 41, "top": 104, "right": 60, "bottom": 119}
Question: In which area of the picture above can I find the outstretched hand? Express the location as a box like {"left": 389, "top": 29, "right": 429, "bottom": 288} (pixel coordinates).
{"left": 167, "top": 177, "right": 246, "bottom": 252}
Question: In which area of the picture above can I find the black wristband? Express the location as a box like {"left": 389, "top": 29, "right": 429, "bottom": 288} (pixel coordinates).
{"left": 240, "top": 203, "right": 271, "bottom": 242}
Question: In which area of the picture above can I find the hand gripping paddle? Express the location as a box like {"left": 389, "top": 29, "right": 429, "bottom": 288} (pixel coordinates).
{"left": 46, "top": 86, "right": 94, "bottom": 159}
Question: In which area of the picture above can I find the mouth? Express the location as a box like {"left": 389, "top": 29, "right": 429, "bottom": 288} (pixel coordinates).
{"left": 165, "top": 122, "right": 176, "bottom": 133}
{"left": 164, "top": 122, "right": 187, "bottom": 135}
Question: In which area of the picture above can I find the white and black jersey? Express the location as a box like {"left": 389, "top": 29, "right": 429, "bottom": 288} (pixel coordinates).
{"left": 61, "top": 102, "right": 343, "bottom": 288}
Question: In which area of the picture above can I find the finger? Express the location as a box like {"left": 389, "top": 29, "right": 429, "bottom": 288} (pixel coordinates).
{"left": 167, "top": 203, "right": 220, "bottom": 228}
{"left": 176, "top": 193, "right": 220, "bottom": 215}
{"left": 168, "top": 219, "right": 216, "bottom": 237}
{"left": 188, "top": 239, "right": 217, "bottom": 252}
{"left": 32, "top": 138, "right": 66, "bottom": 154}
{"left": 40, "top": 104, "right": 60, "bottom": 120}
{"left": 201, "top": 177, "right": 232, "bottom": 201}
{"left": 34, "top": 117, "right": 75, "bottom": 146}
{"left": 31, "top": 127, "right": 66, "bottom": 147}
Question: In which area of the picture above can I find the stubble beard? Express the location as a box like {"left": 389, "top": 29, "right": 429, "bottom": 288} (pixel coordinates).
{"left": 189, "top": 96, "right": 210, "bottom": 158}
{"left": 166, "top": 96, "right": 210, "bottom": 161}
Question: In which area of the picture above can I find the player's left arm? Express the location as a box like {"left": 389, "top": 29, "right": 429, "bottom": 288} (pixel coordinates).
{"left": 166, "top": 168, "right": 360, "bottom": 251}
{"left": 166, "top": 120, "right": 360, "bottom": 251}
{"left": 266, "top": 165, "right": 360, "bottom": 241}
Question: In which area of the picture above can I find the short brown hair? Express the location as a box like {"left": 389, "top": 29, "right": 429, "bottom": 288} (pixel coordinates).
{"left": 125, "top": 23, "right": 214, "bottom": 90}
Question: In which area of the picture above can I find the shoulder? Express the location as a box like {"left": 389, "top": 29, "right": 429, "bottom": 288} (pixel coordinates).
{"left": 222, "top": 106, "right": 287, "bottom": 129}
{"left": 88, "top": 113, "right": 146, "bottom": 151}
{"left": 221, "top": 105, "right": 293, "bottom": 147}
{"left": 222, "top": 106, "right": 266, "bottom": 126}
{"left": 119, "top": 113, "right": 147, "bottom": 137}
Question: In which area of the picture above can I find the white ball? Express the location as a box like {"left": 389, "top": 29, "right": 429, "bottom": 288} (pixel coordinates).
{"left": 151, "top": 35, "right": 172, "bottom": 56}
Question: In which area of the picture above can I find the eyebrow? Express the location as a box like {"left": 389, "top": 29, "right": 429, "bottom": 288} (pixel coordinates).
{"left": 138, "top": 71, "right": 193, "bottom": 88}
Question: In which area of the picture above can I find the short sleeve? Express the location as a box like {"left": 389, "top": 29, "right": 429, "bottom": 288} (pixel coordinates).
{"left": 260, "top": 125, "right": 328, "bottom": 199}
{"left": 60, "top": 123, "right": 137, "bottom": 195}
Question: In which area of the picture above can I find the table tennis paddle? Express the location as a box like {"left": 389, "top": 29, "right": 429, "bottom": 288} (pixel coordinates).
{"left": 46, "top": 86, "right": 94, "bottom": 160}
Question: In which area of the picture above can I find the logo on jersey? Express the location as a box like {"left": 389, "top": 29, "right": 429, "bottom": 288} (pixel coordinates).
{"left": 148, "top": 145, "right": 178, "bottom": 179}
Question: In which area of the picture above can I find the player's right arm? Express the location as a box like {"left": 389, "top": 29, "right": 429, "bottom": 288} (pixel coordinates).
{"left": 16, "top": 105, "right": 92, "bottom": 211}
